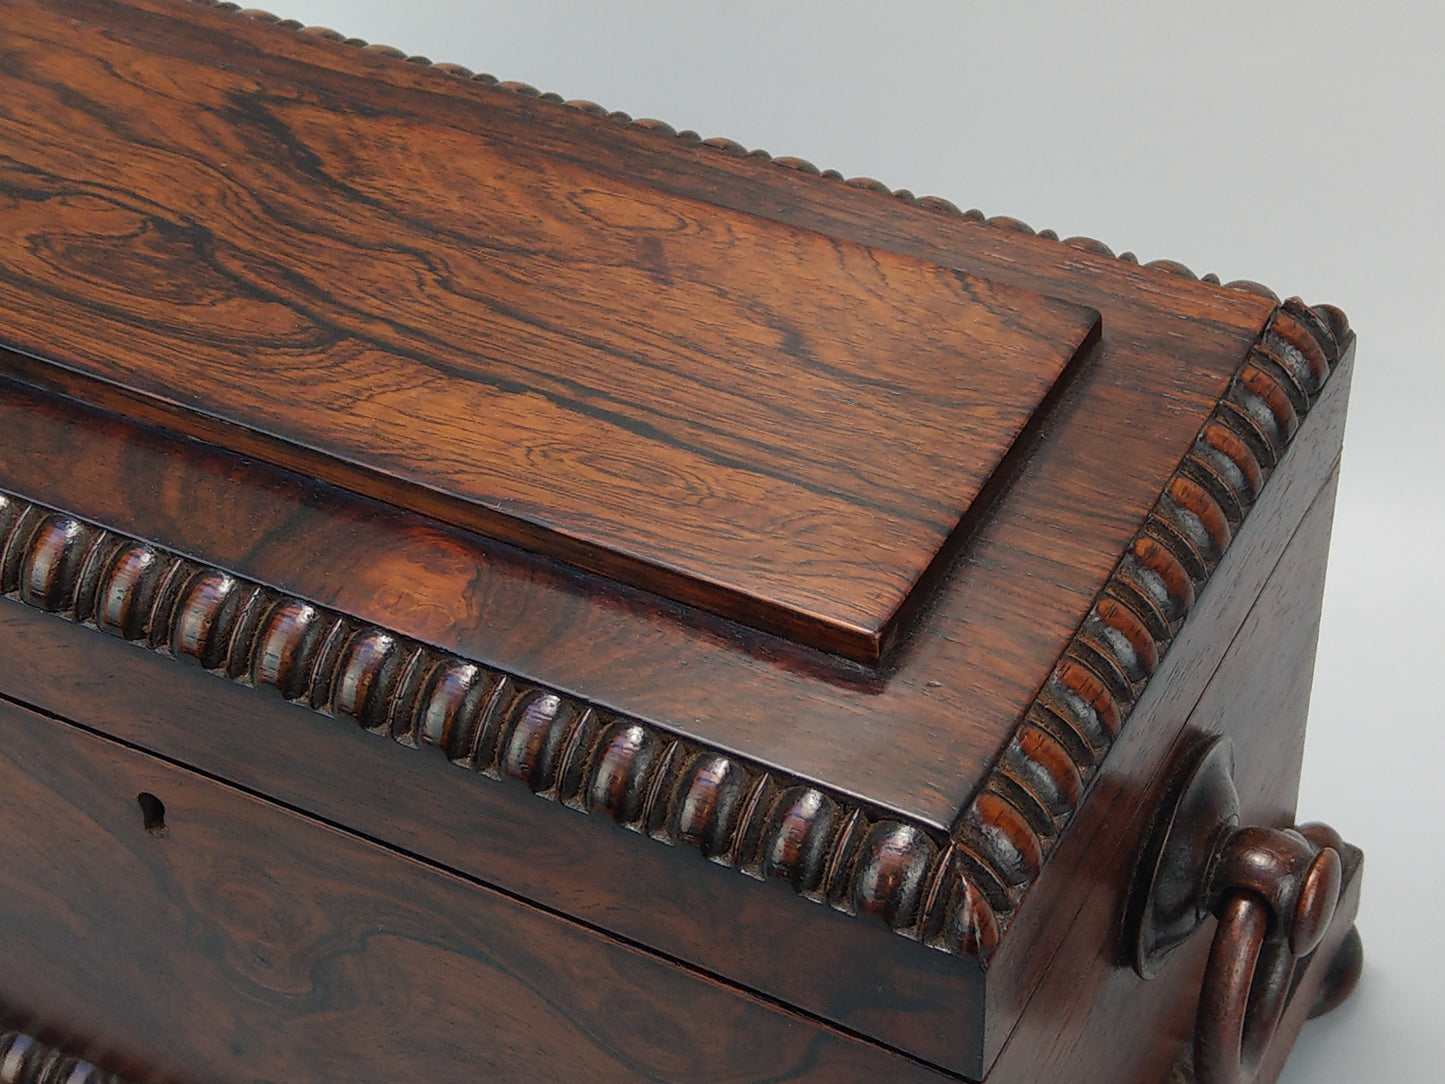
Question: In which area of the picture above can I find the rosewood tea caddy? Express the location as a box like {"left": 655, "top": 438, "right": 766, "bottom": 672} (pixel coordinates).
{"left": 0, "top": 2, "right": 1364, "bottom": 1081}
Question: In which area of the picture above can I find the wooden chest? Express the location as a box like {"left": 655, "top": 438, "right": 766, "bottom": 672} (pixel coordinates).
{"left": 0, "top": 2, "right": 1364, "bottom": 1081}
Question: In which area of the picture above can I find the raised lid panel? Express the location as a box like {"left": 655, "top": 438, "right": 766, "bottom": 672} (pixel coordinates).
{"left": 0, "top": 10, "right": 1097, "bottom": 661}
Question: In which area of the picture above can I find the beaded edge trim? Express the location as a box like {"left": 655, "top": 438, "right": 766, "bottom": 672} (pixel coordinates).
{"left": 0, "top": 300, "right": 1348, "bottom": 960}
{"left": 947, "top": 299, "right": 1350, "bottom": 925}
{"left": 0, "top": 1027, "right": 135, "bottom": 1084}
{"left": 3, "top": 0, "right": 1353, "bottom": 969}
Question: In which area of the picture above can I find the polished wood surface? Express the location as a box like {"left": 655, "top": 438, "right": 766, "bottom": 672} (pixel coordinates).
{"left": 985, "top": 471, "right": 1346, "bottom": 1083}
{"left": 0, "top": 0, "right": 1101, "bottom": 662}
{"left": 979, "top": 340, "right": 1353, "bottom": 1074}
{"left": 0, "top": 698, "right": 954, "bottom": 1084}
{"left": 0, "top": 3, "right": 1363, "bottom": 1082}
{"left": 0, "top": 0, "right": 1280, "bottom": 839}
{"left": 0, "top": 333, "right": 1352, "bottom": 1079}
{"left": 0, "top": 595, "right": 992, "bottom": 1078}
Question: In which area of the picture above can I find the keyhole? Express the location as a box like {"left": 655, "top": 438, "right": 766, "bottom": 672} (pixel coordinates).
{"left": 137, "top": 792, "right": 167, "bottom": 837}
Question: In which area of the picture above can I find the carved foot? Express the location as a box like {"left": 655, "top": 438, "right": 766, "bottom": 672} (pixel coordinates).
{"left": 1308, "top": 925, "right": 1364, "bottom": 1020}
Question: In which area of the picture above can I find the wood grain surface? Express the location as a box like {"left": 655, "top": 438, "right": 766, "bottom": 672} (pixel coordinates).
{"left": 0, "top": 3, "right": 1363, "bottom": 1082}
{"left": 0, "top": 0, "right": 1100, "bottom": 662}
{"left": 0, "top": 698, "right": 957, "bottom": 1084}
{"left": 0, "top": 599, "right": 993, "bottom": 1079}
{"left": 984, "top": 470, "right": 1344, "bottom": 1082}
{"left": 0, "top": 326, "right": 1349, "bottom": 1079}
{"left": 977, "top": 337, "right": 1353, "bottom": 1072}
{"left": 0, "top": 0, "right": 1282, "bottom": 837}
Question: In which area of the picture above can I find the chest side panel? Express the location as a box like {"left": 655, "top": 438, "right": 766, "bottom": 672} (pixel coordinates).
{"left": 0, "top": 698, "right": 953, "bottom": 1084}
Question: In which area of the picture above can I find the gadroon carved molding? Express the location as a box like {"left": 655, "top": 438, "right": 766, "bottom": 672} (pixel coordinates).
{"left": 0, "top": 1025, "right": 137, "bottom": 1084}
{"left": 0, "top": 298, "right": 1346, "bottom": 961}
{"left": 0, "top": 495, "right": 998, "bottom": 958}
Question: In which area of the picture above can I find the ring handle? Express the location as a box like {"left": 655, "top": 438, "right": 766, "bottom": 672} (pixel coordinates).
{"left": 1195, "top": 843, "right": 1343, "bottom": 1084}
{"left": 1196, "top": 893, "right": 1288, "bottom": 1084}
{"left": 1127, "top": 738, "right": 1358, "bottom": 1084}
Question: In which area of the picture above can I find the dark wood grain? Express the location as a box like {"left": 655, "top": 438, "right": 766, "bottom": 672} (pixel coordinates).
{"left": 0, "top": 698, "right": 957, "bottom": 1084}
{"left": 0, "top": 328, "right": 1350, "bottom": 1079}
{"left": 947, "top": 301, "right": 1350, "bottom": 957}
{"left": 0, "top": 4, "right": 1364, "bottom": 1081}
{"left": 984, "top": 468, "right": 1346, "bottom": 1083}
{"left": 0, "top": 1, "right": 1103, "bottom": 663}
{"left": 0, "top": 601, "right": 991, "bottom": 1078}
{"left": 0, "top": 480, "right": 997, "bottom": 1074}
{"left": 974, "top": 326, "right": 1353, "bottom": 1071}
{"left": 0, "top": 0, "right": 1280, "bottom": 838}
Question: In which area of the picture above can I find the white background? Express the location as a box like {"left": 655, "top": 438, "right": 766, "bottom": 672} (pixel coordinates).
{"left": 266, "top": 2, "right": 1444, "bottom": 1079}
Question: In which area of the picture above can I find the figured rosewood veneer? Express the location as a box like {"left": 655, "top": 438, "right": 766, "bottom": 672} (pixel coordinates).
{"left": 0, "top": 2, "right": 1361, "bottom": 1082}
{"left": 0, "top": 295, "right": 1348, "bottom": 964}
{"left": 0, "top": 0, "right": 1102, "bottom": 663}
